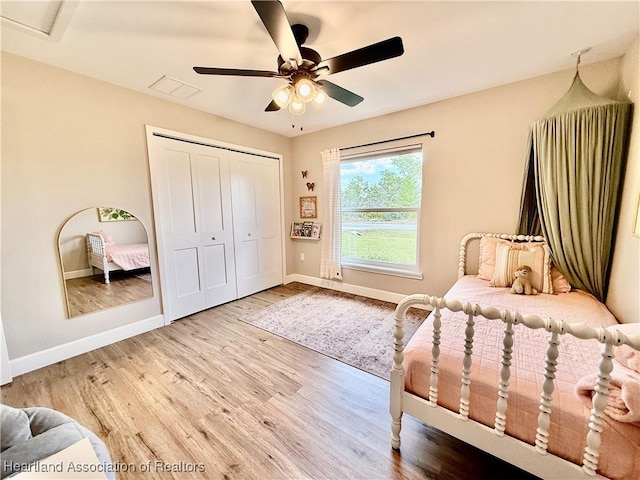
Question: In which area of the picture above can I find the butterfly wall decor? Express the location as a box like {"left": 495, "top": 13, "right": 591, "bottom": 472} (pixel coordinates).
{"left": 306, "top": 182, "right": 315, "bottom": 191}
{"left": 301, "top": 170, "right": 308, "bottom": 178}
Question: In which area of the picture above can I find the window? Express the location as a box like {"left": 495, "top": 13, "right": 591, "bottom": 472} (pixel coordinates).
{"left": 340, "top": 145, "right": 423, "bottom": 278}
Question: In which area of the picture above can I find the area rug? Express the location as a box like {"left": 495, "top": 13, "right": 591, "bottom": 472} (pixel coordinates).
{"left": 240, "top": 287, "right": 427, "bottom": 380}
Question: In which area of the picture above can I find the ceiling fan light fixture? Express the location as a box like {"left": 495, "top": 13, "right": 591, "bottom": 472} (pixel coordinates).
{"left": 272, "top": 84, "right": 294, "bottom": 108}
{"left": 289, "top": 95, "right": 306, "bottom": 115}
{"left": 195, "top": 2, "right": 406, "bottom": 117}
{"left": 311, "top": 88, "right": 328, "bottom": 109}
{"left": 295, "top": 77, "right": 315, "bottom": 102}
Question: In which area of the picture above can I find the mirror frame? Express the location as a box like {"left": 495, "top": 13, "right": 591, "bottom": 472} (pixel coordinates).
{"left": 57, "top": 207, "right": 153, "bottom": 318}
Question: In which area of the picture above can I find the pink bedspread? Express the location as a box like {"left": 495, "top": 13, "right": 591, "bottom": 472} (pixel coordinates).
{"left": 106, "top": 243, "right": 150, "bottom": 270}
{"left": 403, "top": 275, "right": 640, "bottom": 480}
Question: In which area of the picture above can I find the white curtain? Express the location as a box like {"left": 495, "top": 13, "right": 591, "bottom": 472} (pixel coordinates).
{"left": 320, "top": 148, "right": 343, "bottom": 280}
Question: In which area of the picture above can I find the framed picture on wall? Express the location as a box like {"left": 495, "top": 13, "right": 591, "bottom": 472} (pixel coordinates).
{"left": 300, "top": 196, "right": 317, "bottom": 219}
{"left": 97, "top": 207, "right": 137, "bottom": 222}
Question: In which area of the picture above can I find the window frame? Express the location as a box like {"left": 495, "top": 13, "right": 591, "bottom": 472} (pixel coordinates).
{"left": 339, "top": 144, "right": 424, "bottom": 279}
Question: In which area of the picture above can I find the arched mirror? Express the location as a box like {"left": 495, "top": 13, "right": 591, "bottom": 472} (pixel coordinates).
{"left": 58, "top": 207, "right": 153, "bottom": 318}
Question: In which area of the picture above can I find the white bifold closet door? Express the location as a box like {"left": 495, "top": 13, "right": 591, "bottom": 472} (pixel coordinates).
{"left": 147, "top": 131, "right": 283, "bottom": 322}
{"left": 149, "top": 136, "right": 238, "bottom": 321}
{"left": 230, "top": 152, "right": 283, "bottom": 298}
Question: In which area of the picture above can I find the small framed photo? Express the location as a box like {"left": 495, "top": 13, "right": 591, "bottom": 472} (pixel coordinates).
{"left": 301, "top": 221, "right": 313, "bottom": 237}
{"left": 300, "top": 196, "right": 317, "bottom": 219}
{"left": 291, "top": 222, "right": 303, "bottom": 237}
{"left": 311, "top": 223, "right": 322, "bottom": 239}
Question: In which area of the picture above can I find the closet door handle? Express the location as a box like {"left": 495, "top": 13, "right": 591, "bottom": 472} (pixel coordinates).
{"left": 248, "top": 233, "right": 251, "bottom": 237}
{"left": 211, "top": 237, "right": 216, "bottom": 240}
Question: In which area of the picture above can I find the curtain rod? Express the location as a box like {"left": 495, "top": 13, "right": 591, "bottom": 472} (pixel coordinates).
{"left": 339, "top": 131, "right": 435, "bottom": 152}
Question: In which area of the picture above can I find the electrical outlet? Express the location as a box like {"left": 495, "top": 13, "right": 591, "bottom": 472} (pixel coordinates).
{"left": 300, "top": 253, "right": 305, "bottom": 261}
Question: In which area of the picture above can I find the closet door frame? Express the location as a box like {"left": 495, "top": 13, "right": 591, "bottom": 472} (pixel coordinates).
{"left": 145, "top": 125, "right": 285, "bottom": 325}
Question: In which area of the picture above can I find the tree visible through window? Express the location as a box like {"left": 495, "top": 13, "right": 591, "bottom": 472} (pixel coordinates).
{"left": 340, "top": 146, "right": 422, "bottom": 274}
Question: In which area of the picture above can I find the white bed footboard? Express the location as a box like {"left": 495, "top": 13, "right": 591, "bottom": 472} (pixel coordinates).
{"left": 390, "top": 295, "right": 640, "bottom": 479}
{"left": 86, "top": 233, "right": 121, "bottom": 283}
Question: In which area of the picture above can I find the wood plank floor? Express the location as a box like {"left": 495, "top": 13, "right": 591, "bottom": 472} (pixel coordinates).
{"left": 1, "top": 283, "right": 538, "bottom": 480}
{"left": 65, "top": 270, "right": 153, "bottom": 317}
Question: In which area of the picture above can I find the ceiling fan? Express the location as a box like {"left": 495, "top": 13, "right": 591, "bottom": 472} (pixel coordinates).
{"left": 193, "top": 0, "right": 404, "bottom": 115}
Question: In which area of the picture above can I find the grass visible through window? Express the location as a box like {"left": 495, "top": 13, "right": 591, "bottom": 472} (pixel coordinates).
{"left": 342, "top": 229, "right": 416, "bottom": 265}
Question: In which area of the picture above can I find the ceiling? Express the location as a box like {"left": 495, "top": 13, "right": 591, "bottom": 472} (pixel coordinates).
{"left": 2, "top": 1, "right": 639, "bottom": 138}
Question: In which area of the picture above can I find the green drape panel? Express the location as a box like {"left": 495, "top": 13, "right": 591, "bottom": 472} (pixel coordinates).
{"left": 527, "top": 101, "right": 630, "bottom": 301}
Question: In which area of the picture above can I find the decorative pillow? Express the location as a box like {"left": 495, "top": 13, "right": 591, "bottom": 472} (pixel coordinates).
{"left": 491, "top": 241, "right": 553, "bottom": 294}
{"left": 97, "top": 230, "right": 115, "bottom": 247}
{"left": 477, "top": 236, "right": 516, "bottom": 280}
{"left": 550, "top": 265, "right": 572, "bottom": 293}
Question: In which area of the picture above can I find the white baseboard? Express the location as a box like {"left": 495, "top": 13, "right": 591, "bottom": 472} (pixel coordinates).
{"left": 284, "top": 274, "right": 430, "bottom": 309}
{"left": 64, "top": 268, "right": 93, "bottom": 280}
{"left": 7, "top": 277, "right": 425, "bottom": 382}
{"left": 8, "top": 315, "right": 165, "bottom": 379}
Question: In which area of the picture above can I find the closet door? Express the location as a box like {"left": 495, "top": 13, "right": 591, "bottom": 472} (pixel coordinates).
{"left": 230, "top": 152, "right": 283, "bottom": 298}
{"left": 149, "top": 137, "right": 237, "bottom": 321}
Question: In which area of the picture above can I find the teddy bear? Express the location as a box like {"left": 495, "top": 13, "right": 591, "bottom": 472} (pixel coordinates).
{"left": 511, "top": 265, "right": 538, "bottom": 295}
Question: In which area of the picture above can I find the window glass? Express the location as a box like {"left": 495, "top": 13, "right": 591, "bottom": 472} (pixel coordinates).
{"left": 340, "top": 146, "right": 422, "bottom": 275}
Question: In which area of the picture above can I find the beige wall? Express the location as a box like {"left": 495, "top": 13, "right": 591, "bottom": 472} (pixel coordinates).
{"left": 1, "top": 52, "right": 291, "bottom": 359}
{"left": 288, "top": 56, "right": 636, "bottom": 319}
{"left": 2, "top": 42, "right": 638, "bottom": 364}
{"left": 607, "top": 37, "right": 640, "bottom": 323}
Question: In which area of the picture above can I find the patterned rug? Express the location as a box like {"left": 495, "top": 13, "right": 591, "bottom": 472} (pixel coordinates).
{"left": 241, "top": 287, "right": 427, "bottom": 380}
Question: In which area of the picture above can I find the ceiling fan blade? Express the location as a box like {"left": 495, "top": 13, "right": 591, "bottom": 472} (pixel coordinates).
{"left": 251, "top": 0, "right": 302, "bottom": 65}
{"left": 316, "top": 80, "right": 364, "bottom": 107}
{"left": 316, "top": 37, "right": 404, "bottom": 76}
{"left": 265, "top": 99, "right": 281, "bottom": 112}
{"left": 193, "top": 66, "right": 282, "bottom": 77}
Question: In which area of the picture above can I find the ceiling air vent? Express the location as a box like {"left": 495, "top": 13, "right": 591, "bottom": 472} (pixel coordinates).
{"left": 149, "top": 76, "right": 202, "bottom": 100}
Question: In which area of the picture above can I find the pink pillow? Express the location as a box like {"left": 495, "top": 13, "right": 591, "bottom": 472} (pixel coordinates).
{"left": 491, "top": 241, "right": 554, "bottom": 294}
{"left": 477, "top": 237, "right": 516, "bottom": 280}
{"left": 550, "top": 265, "right": 572, "bottom": 293}
{"left": 98, "top": 230, "right": 115, "bottom": 247}
{"left": 478, "top": 236, "right": 558, "bottom": 290}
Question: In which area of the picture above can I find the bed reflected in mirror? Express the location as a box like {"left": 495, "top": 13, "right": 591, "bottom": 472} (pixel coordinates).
{"left": 58, "top": 207, "right": 153, "bottom": 318}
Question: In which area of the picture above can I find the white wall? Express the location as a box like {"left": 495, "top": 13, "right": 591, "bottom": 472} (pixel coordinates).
{"left": 1, "top": 52, "right": 291, "bottom": 363}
